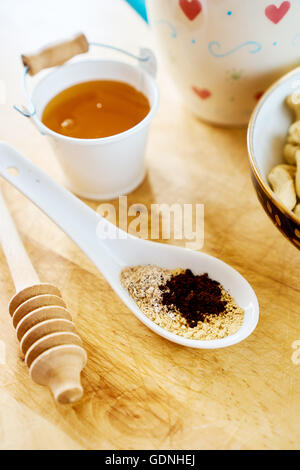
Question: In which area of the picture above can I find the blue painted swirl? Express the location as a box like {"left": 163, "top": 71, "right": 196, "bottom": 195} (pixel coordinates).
{"left": 208, "top": 40, "right": 262, "bottom": 58}
{"left": 154, "top": 19, "right": 177, "bottom": 38}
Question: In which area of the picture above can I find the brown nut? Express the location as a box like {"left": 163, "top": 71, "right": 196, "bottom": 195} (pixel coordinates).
{"left": 275, "top": 164, "right": 296, "bottom": 178}
{"left": 286, "top": 93, "right": 300, "bottom": 121}
{"left": 268, "top": 165, "right": 297, "bottom": 211}
{"left": 287, "top": 120, "right": 300, "bottom": 145}
{"left": 295, "top": 150, "right": 300, "bottom": 198}
{"left": 283, "top": 143, "right": 300, "bottom": 165}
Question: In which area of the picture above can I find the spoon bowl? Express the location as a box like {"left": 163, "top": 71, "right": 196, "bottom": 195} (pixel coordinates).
{"left": 0, "top": 142, "right": 259, "bottom": 348}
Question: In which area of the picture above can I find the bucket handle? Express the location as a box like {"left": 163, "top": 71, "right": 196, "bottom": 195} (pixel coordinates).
{"left": 14, "top": 34, "right": 157, "bottom": 118}
{"left": 21, "top": 34, "right": 89, "bottom": 76}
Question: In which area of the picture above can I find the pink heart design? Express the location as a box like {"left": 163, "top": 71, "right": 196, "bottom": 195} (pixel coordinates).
{"left": 265, "top": 1, "right": 291, "bottom": 24}
{"left": 192, "top": 86, "right": 211, "bottom": 100}
{"left": 179, "top": 0, "right": 202, "bottom": 21}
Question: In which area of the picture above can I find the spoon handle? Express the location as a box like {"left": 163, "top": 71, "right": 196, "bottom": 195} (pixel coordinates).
{"left": 0, "top": 143, "right": 122, "bottom": 277}
{"left": 0, "top": 184, "right": 40, "bottom": 291}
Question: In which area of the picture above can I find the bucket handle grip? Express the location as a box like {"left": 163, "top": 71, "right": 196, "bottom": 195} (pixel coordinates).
{"left": 22, "top": 34, "right": 89, "bottom": 76}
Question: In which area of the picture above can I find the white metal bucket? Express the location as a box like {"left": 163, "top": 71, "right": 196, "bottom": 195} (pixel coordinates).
{"left": 23, "top": 57, "right": 159, "bottom": 200}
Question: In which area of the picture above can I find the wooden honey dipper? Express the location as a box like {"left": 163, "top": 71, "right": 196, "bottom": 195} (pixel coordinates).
{"left": 0, "top": 185, "right": 87, "bottom": 404}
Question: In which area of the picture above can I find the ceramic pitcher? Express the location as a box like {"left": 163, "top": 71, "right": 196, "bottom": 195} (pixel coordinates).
{"left": 126, "top": 0, "right": 300, "bottom": 126}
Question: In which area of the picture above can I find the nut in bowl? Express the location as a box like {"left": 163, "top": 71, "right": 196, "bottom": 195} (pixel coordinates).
{"left": 247, "top": 66, "right": 300, "bottom": 250}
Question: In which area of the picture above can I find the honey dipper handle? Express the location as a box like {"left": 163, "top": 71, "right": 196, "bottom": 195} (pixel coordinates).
{"left": 0, "top": 185, "right": 40, "bottom": 292}
{"left": 22, "top": 33, "right": 89, "bottom": 76}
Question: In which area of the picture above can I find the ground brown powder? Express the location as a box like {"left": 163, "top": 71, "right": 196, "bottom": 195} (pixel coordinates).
{"left": 120, "top": 265, "right": 244, "bottom": 340}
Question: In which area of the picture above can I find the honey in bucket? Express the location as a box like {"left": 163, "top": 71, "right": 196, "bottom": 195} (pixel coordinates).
{"left": 17, "top": 34, "right": 159, "bottom": 199}
{"left": 41, "top": 80, "right": 151, "bottom": 139}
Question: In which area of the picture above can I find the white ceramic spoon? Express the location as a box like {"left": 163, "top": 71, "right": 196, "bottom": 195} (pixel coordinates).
{"left": 0, "top": 143, "right": 259, "bottom": 348}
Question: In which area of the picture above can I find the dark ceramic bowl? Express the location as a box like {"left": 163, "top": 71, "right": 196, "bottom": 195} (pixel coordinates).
{"left": 247, "top": 67, "right": 300, "bottom": 250}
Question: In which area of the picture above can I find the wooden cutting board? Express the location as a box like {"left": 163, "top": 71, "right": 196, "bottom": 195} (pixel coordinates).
{"left": 0, "top": 0, "right": 299, "bottom": 450}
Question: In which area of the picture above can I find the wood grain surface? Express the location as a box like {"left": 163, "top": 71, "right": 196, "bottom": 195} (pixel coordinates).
{"left": 0, "top": 0, "right": 299, "bottom": 450}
